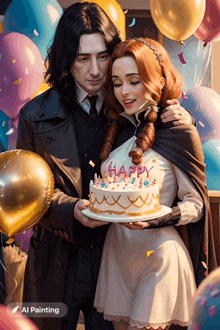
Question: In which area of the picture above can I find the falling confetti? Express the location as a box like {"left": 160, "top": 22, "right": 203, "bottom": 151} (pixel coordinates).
{"left": 12, "top": 78, "right": 21, "bottom": 85}
{"left": 202, "top": 261, "right": 208, "bottom": 269}
{"left": 12, "top": 59, "right": 16, "bottom": 63}
{"left": 89, "top": 160, "right": 95, "bottom": 168}
{"left": 146, "top": 250, "right": 154, "bottom": 257}
{"left": 178, "top": 52, "right": 187, "bottom": 64}
{"left": 129, "top": 18, "right": 136, "bottom": 27}
{"left": 6, "top": 128, "right": 15, "bottom": 136}
{"left": 33, "top": 29, "right": 40, "bottom": 37}
{"left": 208, "top": 306, "right": 216, "bottom": 317}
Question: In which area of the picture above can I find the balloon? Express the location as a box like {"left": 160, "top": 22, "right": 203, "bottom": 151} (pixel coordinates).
{"left": 15, "top": 228, "right": 33, "bottom": 253}
{"left": 30, "top": 79, "right": 50, "bottom": 100}
{"left": 202, "top": 139, "right": 220, "bottom": 191}
{"left": 3, "top": 0, "right": 63, "bottom": 60}
{"left": 0, "top": 305, "right": 39, "bottom": 329}
{"left": 150, "top": 0, "right": 206, "bottom": 42}
{"left": 194, "top": 0, "right": 220, "bottom": 44}
{"left": 181, "top": 87, "right": 220, "bottom": 142}
{"left": 82, "top": 0, "right": 125, "bottom": 41}
{"left": 0, "top": 32, "right": 44, "bottom": 119}
{"left": 0, "top": 149, "right": 54, "bottom": 243}
{"left": 188, "top": 267, "right": 220, "bottom": 329}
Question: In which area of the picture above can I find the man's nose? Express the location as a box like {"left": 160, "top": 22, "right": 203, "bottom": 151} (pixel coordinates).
{"left": 90, "top": 58, "right": 99, "bottom": 76}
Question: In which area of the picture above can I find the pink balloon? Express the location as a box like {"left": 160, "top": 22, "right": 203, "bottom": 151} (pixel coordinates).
{"left": 194, "top": 0, "right": 220, "bottom": 44}
{"left": 0, "top": 305, "right": 39, "bottom": 329}
{"left": 0, "top": 32, "right": 44, "bottom": 119}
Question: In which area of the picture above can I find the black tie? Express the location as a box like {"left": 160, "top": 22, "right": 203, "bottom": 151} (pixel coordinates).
{"left": 88, "top": 95, "right": 98, "bottom": 118}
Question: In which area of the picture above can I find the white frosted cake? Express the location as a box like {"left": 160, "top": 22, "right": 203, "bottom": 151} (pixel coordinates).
{"left": 89, "top": 175, "right": 161, "bottom": 218}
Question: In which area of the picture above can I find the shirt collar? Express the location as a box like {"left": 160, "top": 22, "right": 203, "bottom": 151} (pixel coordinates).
{"left": 75, "top": 80, "right": 105, "bottom": 103}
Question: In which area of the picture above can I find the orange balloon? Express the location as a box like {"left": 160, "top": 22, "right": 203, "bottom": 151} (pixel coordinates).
{"left": 0, "top": 149, "right": 54, "bottom": 243}
{"left": 81, "top": 0, "right": 125, "bottom": 40}
{"left": 150, "top": 0, "right": 206, "bottom": 42}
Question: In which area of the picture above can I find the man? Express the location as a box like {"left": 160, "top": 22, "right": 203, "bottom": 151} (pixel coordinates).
{"left": 16, "top": 2, "right": 192, "bottom": 329}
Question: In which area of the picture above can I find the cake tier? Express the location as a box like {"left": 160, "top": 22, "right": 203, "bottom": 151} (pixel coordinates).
{"left": 89, "top": 178, "right": 161, "bottom": 218}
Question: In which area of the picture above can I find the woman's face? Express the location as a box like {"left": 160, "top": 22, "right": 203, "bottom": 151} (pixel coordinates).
{"left": 112, "top": 56, "right": 152, "bottom": 116}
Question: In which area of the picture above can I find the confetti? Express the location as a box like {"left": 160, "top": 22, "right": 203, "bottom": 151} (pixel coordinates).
{"left": 178, "top": 52, "right": 187, "bottom": 64}
{"left": 12, "top": 78, "right": 21, "bottom": 85}
{"left": 6, "top": 128, "right": 15, "bottom": 136}
{"left": 89, "top": 160, "right": 95, "bottom": 167}
{"left": 202, "top": 261, "right": 208, "bottom": 269}
{"left": 208, "top": 306, "right": 216, "bottom": 317}
{"left": 201, "top": 297, "right": 207, "bottom": 306}
{"left": 2, "top": 121, "right": 6, "bottom": 127}
{"left": 210, "top": 288, "right": 220, "bottom": 298}
{"left": 12, "top": 59, "right": 16, "bottom": 63}
{"left": 129, "top": 18, "right": 136, "bottom": 27}
{"left": 146, "top": 250, "right": 154, "bottom": 257}
{"left": 33, "top": 29, "right": 40, "bottom": 37}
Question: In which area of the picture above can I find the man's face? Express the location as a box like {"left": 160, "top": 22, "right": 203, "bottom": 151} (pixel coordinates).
{"left": 70, "top": 33, "right": 110, "bottom": 95}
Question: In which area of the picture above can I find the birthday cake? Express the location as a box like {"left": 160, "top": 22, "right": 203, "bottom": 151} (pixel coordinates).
{"left": 89, "top": 175, "right": 161, "bottom": 218}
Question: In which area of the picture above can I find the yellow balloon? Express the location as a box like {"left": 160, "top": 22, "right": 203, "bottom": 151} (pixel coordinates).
{"left": 30, "top": 79, "right": 50, "bottom": 100}
{"left": 82, "top": 0, "right": 125, "bottom": 40}
{"left": 0, "top": 149, "right": 54, "bottom": 243}
{"left": 150, "top": 0, "right": 206, "bottom": 42}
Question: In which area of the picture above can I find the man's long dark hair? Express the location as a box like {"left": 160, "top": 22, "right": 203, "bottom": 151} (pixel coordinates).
{"left": 45, "top": 2, "right": 122, "bottom": 107}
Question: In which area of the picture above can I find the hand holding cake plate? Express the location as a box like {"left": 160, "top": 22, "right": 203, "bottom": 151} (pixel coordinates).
{"left": 82, "top": 205, "right": 172, "bottom": 223}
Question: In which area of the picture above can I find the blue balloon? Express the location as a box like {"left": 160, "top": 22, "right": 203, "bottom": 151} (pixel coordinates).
{"left": 0, "top": 111, "right": 9, "bottom": 152}
{"left": 202, "top": 139, "right": 220, "bottom": 190}
{"left": 181, "top": 87, "right": 220, "bottom": 143}
{"left": 4, "top": 0, "right": 63, "bottom": 60}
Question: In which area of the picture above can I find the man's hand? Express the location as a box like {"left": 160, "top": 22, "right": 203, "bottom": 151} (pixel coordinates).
{"left": 161, "top": 99, "right": 192, "bottom": 126}
{"left": 74, "top": 199, "right": 109, "bottom": 228}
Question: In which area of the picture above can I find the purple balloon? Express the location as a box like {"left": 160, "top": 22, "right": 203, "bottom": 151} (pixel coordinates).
{"left": 15, "top": 228, "right": 33, "bottom": 253}
{"left": 0, "top": 32, "right": 44, "bottom": 119}
{"left": 181, "top": 86, "right": 220, "bottom": 142}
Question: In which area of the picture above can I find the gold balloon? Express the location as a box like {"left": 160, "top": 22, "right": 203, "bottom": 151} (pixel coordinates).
{"left": 150, "top": 0, "right": 206, "bottom": 42}
{"left": 81, "top": 0, "right": 126, "bottom": 40}
{"left": 0, "top": 149, "right": 54, "bottom": 243}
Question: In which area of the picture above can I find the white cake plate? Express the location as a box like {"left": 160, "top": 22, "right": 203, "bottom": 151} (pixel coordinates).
{"left": 82, "top": 205, "right": 172, "bottom": 223}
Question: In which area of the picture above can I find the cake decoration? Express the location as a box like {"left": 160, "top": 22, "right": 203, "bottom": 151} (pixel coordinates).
{"left": 88, "top": 175, "right": 161, "bottom": 217}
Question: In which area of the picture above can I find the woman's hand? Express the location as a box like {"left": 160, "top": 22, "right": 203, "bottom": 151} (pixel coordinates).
{"left": 121, "top": 221, "right": 150, "bottom": 230}
{"left": 161, "top": 99, "right": 192, "bottom": 125}
{"left": 74, "top": 199, "right": 109, "bottom": 228}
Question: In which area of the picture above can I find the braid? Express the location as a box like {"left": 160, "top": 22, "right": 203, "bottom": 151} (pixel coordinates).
{"left": 100, "top": 120, "right": 119, "bottom": 161}
{"left": 129, "top": 109, "right": 157, "bottom": 165}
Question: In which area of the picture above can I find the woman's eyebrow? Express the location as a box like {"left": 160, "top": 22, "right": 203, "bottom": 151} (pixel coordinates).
{"left": 112, "top": 73, "right": 139, "bottom": 78}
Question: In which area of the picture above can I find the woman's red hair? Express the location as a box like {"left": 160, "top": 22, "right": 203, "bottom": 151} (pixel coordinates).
{"left": 100, "top": 38, "right": 184, "bottom": 164}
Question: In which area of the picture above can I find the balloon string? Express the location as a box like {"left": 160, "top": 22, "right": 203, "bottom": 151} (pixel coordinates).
{"left": 196, "top": 43, "right": 212, "bottom": 87}
{"left": 180, "top": 44, "right": 186, "bottom": 90}
{"left": 194, "top": 39, "right": 201, "bottom": 86}
{"left": 0, "top": 259, "right": 18, "bottom": 304}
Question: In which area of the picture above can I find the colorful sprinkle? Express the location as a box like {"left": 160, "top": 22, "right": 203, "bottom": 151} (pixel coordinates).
{"left": 89, "top": 160, "right": 95, "bottom": 168}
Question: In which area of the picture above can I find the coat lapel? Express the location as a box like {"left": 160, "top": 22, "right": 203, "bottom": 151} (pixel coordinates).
{"left": 33, "top": 89, "right": 83, "bottom": 198}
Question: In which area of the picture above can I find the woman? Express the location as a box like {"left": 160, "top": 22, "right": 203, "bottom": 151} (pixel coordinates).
{"left": 93, "top": 38, "right": 216, "bottom": 330}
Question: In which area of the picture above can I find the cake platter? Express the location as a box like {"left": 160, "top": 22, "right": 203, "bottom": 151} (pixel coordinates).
{"left": 82, "top": 205, "right": 172, "bottom": 223}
